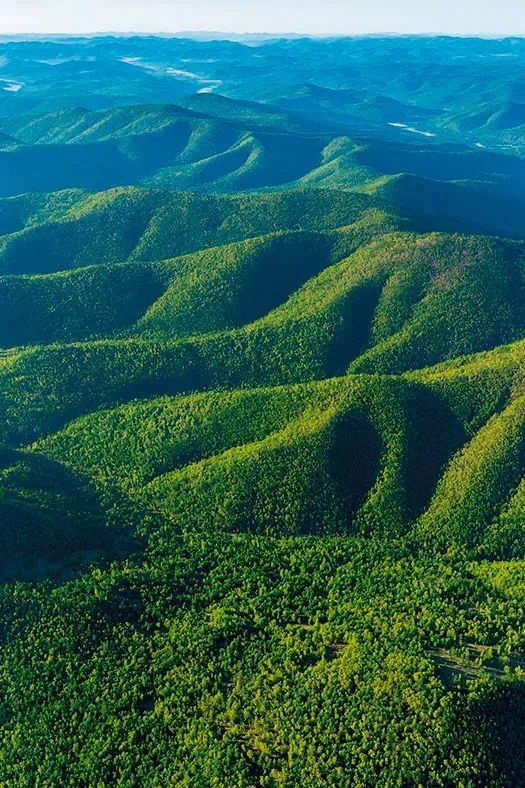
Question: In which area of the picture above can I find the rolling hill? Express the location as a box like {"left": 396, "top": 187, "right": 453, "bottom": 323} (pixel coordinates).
{"left": 0, "top": 103, "right": 328, "bottom": 195}
{"left": 0, "top": 186, "right": 397, "bottom": 276}
{"left": 0, "top": 187, "right": 524, "bottom": 788}
{"left": 0, "top": 34, "right": 524, "bottom": 788}
{"left": 0, "top": 101, "right": 524, "bottom": 239}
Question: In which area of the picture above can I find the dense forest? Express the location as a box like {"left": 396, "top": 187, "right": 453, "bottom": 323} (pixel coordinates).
{"left": 0, "top": 33, "right": 523, "bottom": 786}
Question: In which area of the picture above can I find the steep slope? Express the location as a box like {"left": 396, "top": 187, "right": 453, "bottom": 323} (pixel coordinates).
{"left": 363, "top": 172, "right": 525, "bottom": 240}
{"left": 1, "top": 228, "right": 524, "bottom": 449}
{"left": 35, "top": 376, "right": 462, "bottom": 539}
{"left": 0, "top": 448, "right": 133, "bottom": 581}
{"left": 0, "top": 215, "right": 397, "bottom": 347}
{"left": 13, "top": 336, "right": 522, "bottom": 556}
{"left": 0, "top": 186, "right": 394, "bottom": 275}
{"left": 416, "top": 392, "right": 525, "bottom": 556}
{"left": 0, "top": 104, "right": 329, "bottom": 197}
{"left": 348, "top": 234, "right": 525, "bottom": 374}
{"left": 0, "top": 261, "right": 172, "bottom": 347}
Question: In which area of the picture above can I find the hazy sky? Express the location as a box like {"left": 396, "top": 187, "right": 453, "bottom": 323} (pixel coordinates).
{"left": 1, "top": 0, "right": 524, "bottom": 36}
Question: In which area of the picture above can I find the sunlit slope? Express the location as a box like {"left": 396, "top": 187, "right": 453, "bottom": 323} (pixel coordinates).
{"left": 1, "top": 229, "right": 523, "bottom": 444}
{"left": 417, "top": 392, "right": 525, "bottom": 556}
{"left": 34, "top": 376, "right": 462, "bottom": 540}
{"left": 0, "top": 186, "right": 394, "bottom": 275}
{"left": 26, "top": 340, "right": 523, "bottom": 553}
{"left": 0, "top": 215, "right": 398, "bottom": 347}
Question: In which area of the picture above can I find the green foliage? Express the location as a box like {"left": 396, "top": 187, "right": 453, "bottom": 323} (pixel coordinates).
{"left": 417, "top": 393, "right": 525, "bottom": 553}
{"left": 36, "top": 376, "right": 461, "bottom": 539}
{"left": 0, "top": 261, "right": 171, "bottom": 346}
{"left": 0, "top": 124, "right": 524, "bottom": 782}
{"left": 0, "top": 186, "right": 390, "bottom": 275}
{"left": 0, "top": 536, "right": 523, "bottom": 785}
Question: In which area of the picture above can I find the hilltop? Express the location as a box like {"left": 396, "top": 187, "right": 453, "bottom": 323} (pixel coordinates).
{"left": 0, "top": 100, "right": 523, "bottom": 243}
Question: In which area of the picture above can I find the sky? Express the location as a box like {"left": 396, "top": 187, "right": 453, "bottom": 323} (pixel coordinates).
{"left": 0, "top": 0, "right": 524, "bottom": 36}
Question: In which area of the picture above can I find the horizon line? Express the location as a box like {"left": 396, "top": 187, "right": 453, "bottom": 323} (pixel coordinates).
{"left": 1, "top": 30, "right": 525, "bottom": 40}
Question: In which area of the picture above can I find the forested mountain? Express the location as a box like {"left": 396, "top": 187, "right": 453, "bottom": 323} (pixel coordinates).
{"left": 0, "top": 99, "right": 524, "bottom": 240}
{"left": 0, "top": 33, "right": 523, "bottom": 786}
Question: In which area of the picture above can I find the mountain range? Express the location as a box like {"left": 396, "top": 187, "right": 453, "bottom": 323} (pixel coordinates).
{"left": 0, "top": 34, "right": 523, "bottom": 786}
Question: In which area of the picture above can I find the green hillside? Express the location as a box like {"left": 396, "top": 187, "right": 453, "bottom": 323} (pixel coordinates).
{"left": 1, "top": 225, "right": 523, "bottom": 448}
{"left": 0, "top": 36, "right": 525, "bottom": 785}
{"left": 363, "top": 172, "right": 525, "bottom": 239}
{"left": 0, "top": 104, "right": 327, "bottom": 196}
{"left": 0, "top": 186, "right": 394, "bottom": 276}
{"left": 0, "top": 448, "right": 133, "bottom": 582}
{"left": 0, "top": 102, "right": 524, "bottom": 241}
